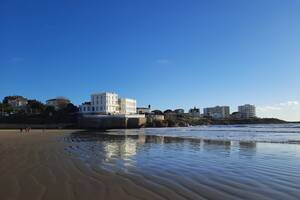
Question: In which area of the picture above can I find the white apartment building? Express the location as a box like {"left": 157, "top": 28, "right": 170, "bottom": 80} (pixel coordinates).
{"left": 203, "top": 106, "right": 230, "bottom": 119}
{"left": 238, "top": 104, "right": 256, "bottom": 119}
{"left": 119, "top": 98, "right": 137, "bottom": 114}
{"left": 79, "top": 92, "right": 137, "bottom": 115}
{"left": 91, "top": 92, "right": 119, "bottom": 114}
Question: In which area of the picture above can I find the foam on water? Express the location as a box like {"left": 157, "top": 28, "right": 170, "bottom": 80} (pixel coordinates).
{"left": 106, "top": 123, "right": 300, "bottom": 143}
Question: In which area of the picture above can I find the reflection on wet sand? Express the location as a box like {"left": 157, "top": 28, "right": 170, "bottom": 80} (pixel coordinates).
{"left": 68, "top": 132, "right": 259, "bottom": 161}
{"left": 72, "top": 132, "right": 256, "bottom": 158}
{"left": 64, "top": 131, "right": 300, "bottom": 200}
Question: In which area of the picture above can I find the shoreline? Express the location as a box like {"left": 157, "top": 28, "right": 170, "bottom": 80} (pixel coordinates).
{"left": 0, "top": 121, "right": 297, "bottom": 131}
{"left": 148, "top": 117, "right": 288, "bottom": 127}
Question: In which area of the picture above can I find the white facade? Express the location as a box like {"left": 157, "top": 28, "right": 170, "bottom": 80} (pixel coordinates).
{"left": 90, "top": 92, "right": 119, "bottom": 114}
{"left": 79, "top": 92, "right": 137, "bottom": 115}
{"left": 119, "top": 98, "right": 137, "bottom": 114}
{"left": 238, "top": 104, "right": 256, "bottom": 119}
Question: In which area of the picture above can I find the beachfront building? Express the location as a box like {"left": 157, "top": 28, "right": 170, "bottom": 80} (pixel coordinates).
{"left": 238, "top": 104, "right": 256, "bottom": 119}
{"left": 189, "top": 107, "right": 201, "bottom": 117}
{"left": 46, "top": 97, "right": 70, "bottom": 110}
{"left": 5, "top": 96, "right": 28, "bottom": 110}
{"left": 137, "top": 105, "right": 151, "bottom": 114}
{"left": 119, "top": 98, "right": 137, "bottom": 114}
{"left": 203, "top": 106, "right": 230, "bottom": 119}
{"left": 79, "top": 102, "right": 93, "bottom": 113}
{"left": 146, "top": 114, "right": 165, "bottom": 123}
{"left": 90, "top": 92, "right": 119, "bottom": 114}
{"left": 79, "top": 92, "right": 137, "bottom": 115}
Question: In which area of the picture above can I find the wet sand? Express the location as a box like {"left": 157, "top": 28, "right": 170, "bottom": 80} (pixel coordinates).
{"left": 1, "top": 129, "right": 300, "bottom": 200}
{"left": 0, "top": 130, "right": 183, "bottom": 200}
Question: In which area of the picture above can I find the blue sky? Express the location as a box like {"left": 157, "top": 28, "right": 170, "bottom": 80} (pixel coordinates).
{"left": 1, "top": 0, "right": 300, "bottom": 120}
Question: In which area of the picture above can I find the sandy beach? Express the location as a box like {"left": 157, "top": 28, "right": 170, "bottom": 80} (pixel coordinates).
{"left": 1, "top": 127, "right": 300, "bottom": 200}
{"left": 0, "top": 130, "right": 181, "bottom": 200}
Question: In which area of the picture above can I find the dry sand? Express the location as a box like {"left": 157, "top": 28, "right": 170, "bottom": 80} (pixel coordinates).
{"left": 0, "top": 130, "right": 177, "bottom": 200}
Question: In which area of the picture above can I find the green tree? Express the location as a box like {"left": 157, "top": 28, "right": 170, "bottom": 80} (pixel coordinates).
{"left": 164, "top": 109, "right": 173, "bottom": 114}
{"left": 27, "top": 100, "right": 45, "bottom": 114}
{"left": 62, "top": 103, "right": 79, "bottom": 113}
{"left": 2, "top": 97, "right": 9, "bottom": 104}
{"left": 3, "top": 96, "right": 25, "bottom": 104}
{"left": 1, "top": 103, "right": 13, "bottom": 114}
{"left": 152, "top": 110, "right": 163, "bottom": 115}
{"left": 0, "top": 103, "right": 3, "bottom": 116}
{"left": 43, "top": 106, "right": 56, "bottom": 117}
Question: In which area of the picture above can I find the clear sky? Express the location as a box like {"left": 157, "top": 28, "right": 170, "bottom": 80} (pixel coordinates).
{"left": 1, "top": 0, "right": 300, "bottom": 121}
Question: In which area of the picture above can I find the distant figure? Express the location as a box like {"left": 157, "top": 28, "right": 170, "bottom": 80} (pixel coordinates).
{"left": 25, "top": 127, "right": 30, "bottom": 133}
{"left": 20, "top": 128, "right": 23, "bottom": 133}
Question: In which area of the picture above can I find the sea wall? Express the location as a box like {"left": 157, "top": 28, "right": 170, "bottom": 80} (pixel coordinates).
{"left": 78, "top": 114, "right": 146, "bottom": 129}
